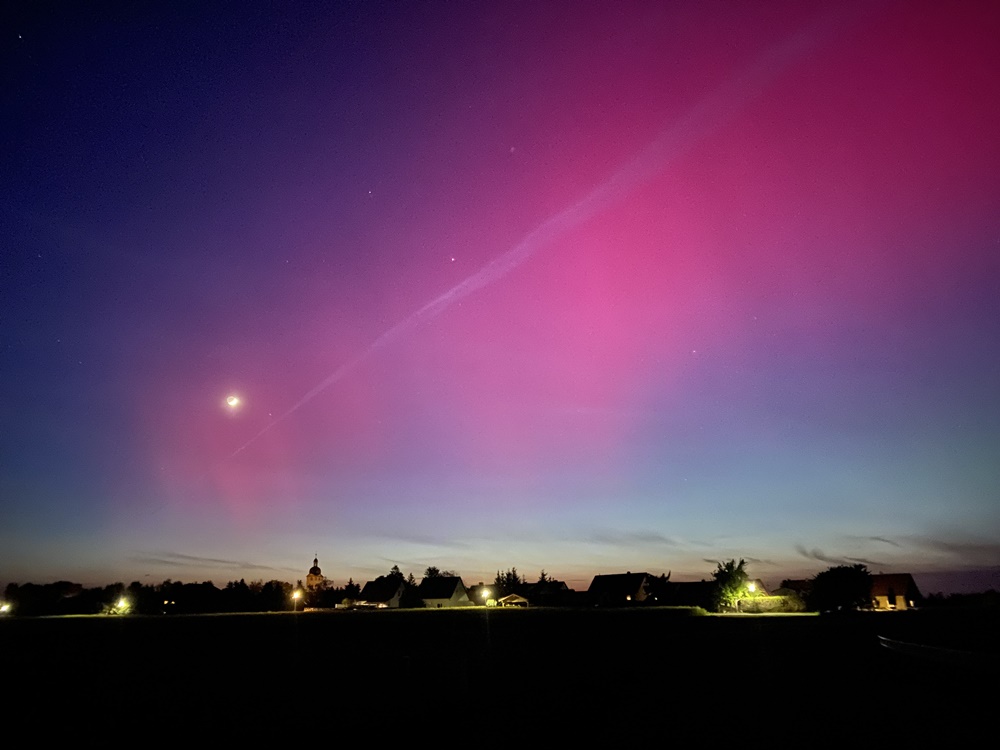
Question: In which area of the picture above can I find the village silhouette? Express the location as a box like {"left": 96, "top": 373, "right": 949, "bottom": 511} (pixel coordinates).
{"left": 4, "top": 554, "right": 991, "bottom": 617}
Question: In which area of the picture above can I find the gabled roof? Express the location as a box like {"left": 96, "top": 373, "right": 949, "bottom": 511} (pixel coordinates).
{"left": 588, "top": 572, "right": 649, "bottom": 603}
{"left": 417, "top": 576, "right": 466, "bottom": 600}
{"left": 359, "top": 576, "right": 404, "bottom": 603}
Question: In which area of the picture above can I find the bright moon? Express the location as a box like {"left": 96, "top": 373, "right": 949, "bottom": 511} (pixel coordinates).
{"left": 226, "top": 395, "right": 240, "bottom": 408}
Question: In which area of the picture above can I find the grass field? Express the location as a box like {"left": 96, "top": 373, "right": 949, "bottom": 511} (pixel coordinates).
{"left": 4, "top": 607, "right": 994, "bottom": 740}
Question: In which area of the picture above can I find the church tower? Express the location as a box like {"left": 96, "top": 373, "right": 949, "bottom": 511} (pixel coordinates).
{"left": 306, "top": 554, "right": 326, "bottom": 590}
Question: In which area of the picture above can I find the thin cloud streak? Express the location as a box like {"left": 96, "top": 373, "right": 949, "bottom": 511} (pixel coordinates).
{"left": 231, "top": 10, "right": 840, "bottom": 457}
{"left": 131, "top": 552, "right": 289, "bottom": 572}
{"left": 795, "top": 546, "right": 883, "bottom": 569}
{"left": 589, "top": 531, "right": 679, "bottom": 546}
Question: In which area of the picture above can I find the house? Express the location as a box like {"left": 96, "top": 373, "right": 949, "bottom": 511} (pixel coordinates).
{"left": 358, "top": 575, "right": 405, "bottom": 608}
{"left": 587, "top": 572, "right": 651, "bottom": 606}
{"left": 871, "top": 573, "right": 921, "bottom": 610}
{"left": 520, "top": 579, "right": 571, "bottom": 607}
{"left": 417, "top": 576, "right": 472, "bottom": 608}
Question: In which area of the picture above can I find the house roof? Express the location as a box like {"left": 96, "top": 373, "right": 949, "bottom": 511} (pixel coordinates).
{"left": 588, "top": 572, "right": 649, "bottom": 599}
{"left": 777, "top": 579, "right": 811, "bottom": 596}
{"left": 871, "top": 573, "right": 920, "bottom": 599}
{"left": 417, "top": 576, "right": 466, "bottom": 600}
{"left": 359, "top": 576, "right": 404, "bottom": 603}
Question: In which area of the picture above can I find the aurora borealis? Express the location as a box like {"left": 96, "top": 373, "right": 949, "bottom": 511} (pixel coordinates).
{"left": 3, "top": 1, "right": 998, "bottom": 593}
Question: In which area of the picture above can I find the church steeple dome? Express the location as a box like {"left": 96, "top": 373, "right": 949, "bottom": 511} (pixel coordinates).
{"left": 306, "top": 553, "right": 325, "bottom": 591}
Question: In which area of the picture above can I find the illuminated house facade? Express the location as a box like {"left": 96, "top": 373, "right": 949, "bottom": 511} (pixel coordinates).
{"left": 358, "top": 576, "right": 405, "bottom": 608}
{"left": 417, "top": 576, "right": 472, "bottom": 608}
{"left": 871, "top": 573, "right": 921, "bottom": 610}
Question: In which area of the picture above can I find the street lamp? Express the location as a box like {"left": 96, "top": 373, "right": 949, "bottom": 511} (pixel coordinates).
{"left": 292, "top": 589, "right": 302, "bottom": 612}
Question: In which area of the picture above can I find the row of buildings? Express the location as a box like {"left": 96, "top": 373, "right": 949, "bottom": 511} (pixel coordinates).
{"left": 304, "top": 558, "right": 921, "bottom": 611}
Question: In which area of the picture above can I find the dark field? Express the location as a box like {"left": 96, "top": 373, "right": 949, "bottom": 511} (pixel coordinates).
{"left": 5, "top": 607, "right": 995, "bottom": 740}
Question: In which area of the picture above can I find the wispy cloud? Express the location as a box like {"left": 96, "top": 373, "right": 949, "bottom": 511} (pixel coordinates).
{"left": 701, "top": 556, "right": 775, "bottom": 567}
{"left": 794, "top": 546, "right": 883, "bottom": 569}
{"left": 589, "top": 531, "right": 679, "bottom": 546}
{"left": 908, "top": 535, "right": 1000, "bottom": 564}
{"left": 866, "top": 536, "right": 901, "bottom": 548}
{"left": 130, "top": 552, "right": 289, "bottom": 572}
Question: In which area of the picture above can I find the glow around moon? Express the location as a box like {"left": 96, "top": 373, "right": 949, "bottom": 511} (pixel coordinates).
{"left": 226, "top": 395, "right": 241, "bottom": 409}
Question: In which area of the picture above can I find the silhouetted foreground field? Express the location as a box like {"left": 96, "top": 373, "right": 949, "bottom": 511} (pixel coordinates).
{"left": 5, "top": 607, "right": 995, "bottom": 740}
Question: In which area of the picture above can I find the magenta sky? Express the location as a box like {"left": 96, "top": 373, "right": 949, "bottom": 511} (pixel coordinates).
{"left": 3, "top": 1, "right": 998, "bottom": 594}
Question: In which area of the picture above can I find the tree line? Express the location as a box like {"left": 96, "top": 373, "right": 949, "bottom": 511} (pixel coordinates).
{"left": 3, "top": 561, "right": 994, "bottom": 616}
{"left": 3, "top": 578, "right": 356, "bottom": 617}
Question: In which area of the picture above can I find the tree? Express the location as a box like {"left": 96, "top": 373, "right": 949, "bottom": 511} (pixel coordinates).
{"left": 808, "top": 564, "right": 872, "bottom": 612}
{"left": 711, "top": 559, "right": 750, "bottom": 612}
{"left": 537, "top": 570, "right": 550, "bottom": 583}
{"left": 343, "top": 578, "right": 361, "bottom": 599}
{"left": 424, "top": 566, "right": 441, "bottom": 578}
{"left": 494, "top": 568, "right": 524, "bottom": 597}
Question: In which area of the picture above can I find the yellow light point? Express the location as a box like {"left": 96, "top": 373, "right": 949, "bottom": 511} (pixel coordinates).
{"left": 226, "top": 395, "right": 240, "bottom": 408}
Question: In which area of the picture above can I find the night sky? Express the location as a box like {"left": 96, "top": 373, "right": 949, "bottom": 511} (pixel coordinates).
{"left": 3, "top": 1, "right": 999, "bottom": 594}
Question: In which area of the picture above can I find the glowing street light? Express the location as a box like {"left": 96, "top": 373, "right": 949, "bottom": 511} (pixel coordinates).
{"left": 292, "top": 589, "right": 302, "bottom": 612}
